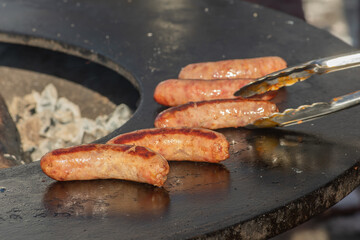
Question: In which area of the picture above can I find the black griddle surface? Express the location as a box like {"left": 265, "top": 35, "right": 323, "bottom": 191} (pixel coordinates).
{"left": 0, "top": 1, "right": 360, "bottom": 239}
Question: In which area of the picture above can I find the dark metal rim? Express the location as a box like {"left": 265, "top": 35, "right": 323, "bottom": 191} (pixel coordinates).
{"left": 192, "top": 161, "right": 360, "bottom": 240}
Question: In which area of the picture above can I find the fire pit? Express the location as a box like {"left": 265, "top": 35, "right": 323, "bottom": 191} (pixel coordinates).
{"left": 0, "top": 1, "right": 360, "bottom": 239}
{"left": 0, "top": 42, "right": 139, "bottom": 165}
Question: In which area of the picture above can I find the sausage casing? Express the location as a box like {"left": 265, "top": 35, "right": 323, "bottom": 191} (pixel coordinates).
{"left": 154, "top": 99, "right": 278, "bottom": 129}
{"left": 40, "top": 144, "right": 169, "bottom": 187}
{"left": 107, "top": 127, "right": 229, "bottom": 163}
{"left": 154, "top": 78, "right": 277, "bottom": 106}
{"left": 178, "top": 56, "right": 287, "bottom": 80}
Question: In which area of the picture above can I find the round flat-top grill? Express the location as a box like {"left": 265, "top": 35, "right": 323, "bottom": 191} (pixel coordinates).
{"left": 0, "top": 1, "right": 360, "bottom": 239}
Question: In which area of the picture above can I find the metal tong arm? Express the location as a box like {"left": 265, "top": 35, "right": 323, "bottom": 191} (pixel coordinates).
{"left": 247, "top": 90, "right": 360, "bottom": 128}
{"left": 313, "top": 51, "right": 360, "bottom": 74}
{"left": 234, "top": 51, "right": 360, "bottom": 98}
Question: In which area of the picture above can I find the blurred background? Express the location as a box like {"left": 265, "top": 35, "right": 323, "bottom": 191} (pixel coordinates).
{"left": 245, "top": 0, "right": 359, "bottom": 48}
{"left": 244, "top": 0, "right": 360, "bottom": 239}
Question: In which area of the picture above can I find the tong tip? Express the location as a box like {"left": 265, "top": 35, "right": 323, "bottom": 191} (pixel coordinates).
{"left": 234, "top": 63, "right": 316, "bottom": 98}
{"left": 233, "top": 80, "right": 269, "bottom": 98}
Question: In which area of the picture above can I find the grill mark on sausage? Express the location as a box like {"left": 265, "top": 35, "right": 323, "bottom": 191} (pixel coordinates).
{"left": 51, "top": 144, "right": 157, "bottom": 159}
{"left": 111, "top": 128, "right": 219, "bottom": 144}
{"left": 51, "top": 144, "right": 98, "bottom": 155}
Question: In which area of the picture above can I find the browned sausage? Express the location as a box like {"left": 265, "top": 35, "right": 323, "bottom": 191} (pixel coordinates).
{"left": 107, "top": 127, "right": 229, "bottom": 163}
{"left": 154, "top": 99, "right": 278, "bottom": 129}
{"left": 154, "top": 78, "right": 277, "bottom": 106}
{"left": 178, "top": 56, "right": 287, "bottom": 80}
{"left": 40, "top": 144, "right": 169, "bottom": 187}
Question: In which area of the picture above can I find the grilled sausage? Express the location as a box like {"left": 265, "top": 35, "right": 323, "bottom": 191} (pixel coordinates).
{"left": 154, "top": 99, "right": 278, "bottom": 129}
{"left": 107, "top": 127, "right": 229, "bottom": 163}
{"left": 178, "top": 56, "right": 287, "bottom": 80}
{"left": 154, "top": 78, "right": 277, "bottom": 106}
{"left": 40, "top": 144, "right": 169, "bottom": 187}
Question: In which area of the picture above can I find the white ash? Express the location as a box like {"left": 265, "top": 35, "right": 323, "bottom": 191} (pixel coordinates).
{"left": 9, "top": 84, "right": 132, "bottom": 162}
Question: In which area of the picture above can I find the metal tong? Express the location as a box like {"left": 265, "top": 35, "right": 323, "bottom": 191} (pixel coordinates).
{"left": 234, "top": 51, "right": 360, "bottom": 128}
